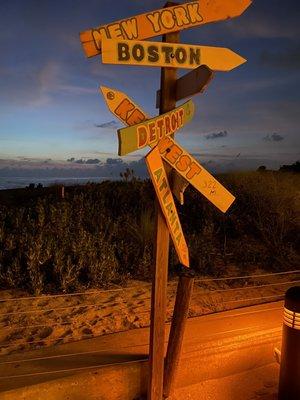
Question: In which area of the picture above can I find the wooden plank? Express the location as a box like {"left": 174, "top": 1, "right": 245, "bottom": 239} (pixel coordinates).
{"left": 176, "top": 65, "right": 213, "bottom": 100}
{"left": 157, "top": 136, "right": 236, "bottom": 213}
{"left": 156, "top": 64, "right": 213, "bottom": 107}
{"left": 102, "top": 38, "right": 247, "bottom": 71}
{"left": 100, "top": 85, "right": 188, "bottom": 205}
{"left": 117, "top": 100, "right": 194, "bottom": 156}
{"left": 80, "top": 0, "right": 252, "bottom": 58}
{"left": 145, "top": 146, "right": 189, "bottom": 267}
{"left": 148, "top": 18, "right": 179, "bottom": 400}
{"left": 163, "top": 267, "right": 195, "bottom": 398}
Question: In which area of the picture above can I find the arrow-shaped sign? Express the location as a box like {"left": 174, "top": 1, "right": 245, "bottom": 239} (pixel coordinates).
{"left": 102, "top": 38, "right": 246, "bottom": 71}
{"left": 80, "top": 0, "right": 252, "bottom": 58}
{"left": 117, "top": 100, "right": 195, "bottom": 156}
{"left": 146, "top": 146, "right": 189, "bottom": 267}
{"left": 156, "top": 65, "right": 213, "bottom": 107}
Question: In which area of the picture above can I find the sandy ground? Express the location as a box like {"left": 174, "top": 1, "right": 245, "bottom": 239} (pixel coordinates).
{"left": 0, "top": 266, "right": 298, "bottom": 356}
{"left": 172, "top": 363, "right": 279, "bottom": 400}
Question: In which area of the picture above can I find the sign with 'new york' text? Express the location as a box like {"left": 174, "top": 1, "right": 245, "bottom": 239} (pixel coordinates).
{"left": 80, "top": 0, "right": 252, "bottom": 58}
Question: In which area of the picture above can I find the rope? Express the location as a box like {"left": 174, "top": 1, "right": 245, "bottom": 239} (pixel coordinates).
{"left": 195, "top": 279, "right": 300, "bottom": 293}
{"left": 194, "top": 269, "right": 300, "bottom": 283}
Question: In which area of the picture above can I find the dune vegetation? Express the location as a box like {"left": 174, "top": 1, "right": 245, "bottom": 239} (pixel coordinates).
{"left": 0, "top": 171, "right": 299, "bottom": 294}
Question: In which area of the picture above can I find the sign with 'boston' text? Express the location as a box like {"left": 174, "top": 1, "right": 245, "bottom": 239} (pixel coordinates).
{"left": 102, "top": 38, "right": 247, "bottom": 71}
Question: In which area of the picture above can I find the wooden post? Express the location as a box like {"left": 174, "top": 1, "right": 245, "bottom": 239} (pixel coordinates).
{"left": 147, "top": 3, "right": 179, "bottom": 399}
{"left": 163, "top": 266, "right": 195, "bottom": 398}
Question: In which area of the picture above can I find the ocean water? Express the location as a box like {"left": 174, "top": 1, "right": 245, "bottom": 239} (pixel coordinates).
{"left": 0, "top": 176, "right": 116, "bottom": 190}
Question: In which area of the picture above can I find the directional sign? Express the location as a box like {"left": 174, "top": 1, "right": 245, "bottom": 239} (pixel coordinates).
{"left": 100, "top": 85, "right": 189, "bottom": 205}
{"left": 156, "top": 65, "right": 213, "bottom": 107}
{"left": 117, "top": 100, "right": 194, "bottom": 156}
{"left": 146, "top": 146, "right": 189, "bottom": 267}
{"left": 157, "top": 136, "right": 235, "bottom": 213}
{"left": 102, "top": 38, "right": 246, "bottom": 71}
{"left": 80, "top": 0, "right": 252, "bottom": 58}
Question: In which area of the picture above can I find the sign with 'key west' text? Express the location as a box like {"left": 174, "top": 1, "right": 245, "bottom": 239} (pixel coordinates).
{"left": 102, "top": 38, "right": 247, "bottom": 71}
{"left": 80, "top": 0, "right": 252, "bottom": 57}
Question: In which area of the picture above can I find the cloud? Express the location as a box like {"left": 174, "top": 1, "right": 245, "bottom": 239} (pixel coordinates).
{"left": 263, "top": 133, "right": 285, "bottom": 142}
{"left": 67, "top": 158, "right": 101, "bottom": 165}
{"left": 95, "top": 121, "right": 119, "bottom": 129}
{"left": 260, "top": 46, "right": 300, "bottom": 70}
{"left": 205, "top": 131, "right": 228, "bottom": 140}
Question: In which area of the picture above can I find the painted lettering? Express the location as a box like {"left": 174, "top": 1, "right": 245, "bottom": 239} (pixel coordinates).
{"left": 160, "top": 10, "right": 175, "bottom": 30}
{"left": 176, "top": 154, "right": 191, "bottom": 172}
{"left": 126, "top": 109, "right": 145, "bottom": 125}
{"left": 115, "top": 99, "right": 135, "bottom": 122}
{"left": 186, "top": 162, "right": 201, "bottom": 179}
{"left": 187, "top": 3, "right": 203, "bottom": 23}
{"left": 137, "top": 126, "right": 148, "bottom": 148}
{"left": 190, "top": 48, "right": 200, "bottom": 65}
{"left": 120, "top": 19, "right": 138, "bottom": 40}
{"left": 173, "top": 6, "right": 190, "bottom": 26}
{"left": 165, "top": 144, "right": 182, "bottom": 164}
{"left": 118, "top": 43, "right": 130, "bottom": 61}
{"left": 148, "top": 45, "right": 159, "bottom": 62}
{"left": 132, "top": 44, "right": 144, "bottom": 61}
{"left": 146, "top": 12, "right": 161, "bottom": 33}
{"left": 107, "top": 23, "right": 123, "bottom": 38}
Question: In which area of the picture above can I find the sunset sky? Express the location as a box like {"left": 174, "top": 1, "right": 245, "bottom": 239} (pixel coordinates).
{"left": 0, "top": 0, "right": 299, "bottom": 172}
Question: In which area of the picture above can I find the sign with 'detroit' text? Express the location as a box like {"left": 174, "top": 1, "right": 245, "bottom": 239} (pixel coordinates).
{"left": 117, "top": 100, "right": 194, "bottom": 156}
{"left": 101, "top": 38, "right": 246, "bottom": 71}
{"left": 146, "top": 146, "right": 190, "bottom": 267}
{"left": 80, "top": 0, "right": 252, "bottom": 57}
{"left": 157, "top": 136, "right": 235, "bottom": 213}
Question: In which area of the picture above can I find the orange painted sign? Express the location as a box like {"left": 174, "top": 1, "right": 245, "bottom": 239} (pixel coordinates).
{"left": 146, "top": 146, "right": 189, "bottom": 267}
{"left": 80, "top": 0, "right": 252, "bottom": 58}
{"left": 117, "top": 100, "right": 194, "bottom": 156}
{"left": 101, "top": 38, "right": 246, "bottom": 71}
{"left": 157, "top": 136, "right": 235, "bottom": 213}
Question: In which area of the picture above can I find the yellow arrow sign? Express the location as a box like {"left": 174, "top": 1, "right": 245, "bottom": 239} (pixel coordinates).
{"left": 102, "top": 38, "right": 246, "bottom": 71}
{"left": 100, "top": 86, "right": 235, "bottom": 213}
{"left": 146, "top": 146, "right": 189, "bottom": 267}
{"left": 117, "top": 100, "right": 194, "bottom": 156}
{"left": 157, "top": 136, "right": 235, "bottom": 213}
{"left": 80, "top": 0, "right": 252, "bottom": 58}
{"left": 100, "top": 86, "right": 189, "bottom": 205}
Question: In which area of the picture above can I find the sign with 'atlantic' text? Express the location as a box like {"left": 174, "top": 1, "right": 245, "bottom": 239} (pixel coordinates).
{"left": 146, "top": 146, "right": 190, "bottom": 267}
{"left": 102, "top": 38, "right": 247, "bottom": 71}
{"left": 117, "top": 100, "right": 194, "bottom": 156}
{"left": 80, "top": 0, "right": 252, "bottom": 58}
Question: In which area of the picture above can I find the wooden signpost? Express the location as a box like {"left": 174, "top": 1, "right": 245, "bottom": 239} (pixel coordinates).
{"left": 79, "top": 0, "right": 251, "bottom": 398}
{"left": 80, "top": 0, "right": 252, "bottom": 57}
{"left": 102, "top": 38, "right": 246, "bottom": 71}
